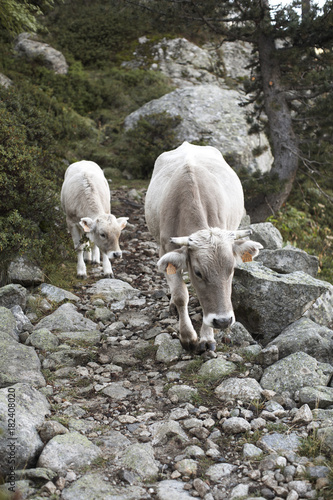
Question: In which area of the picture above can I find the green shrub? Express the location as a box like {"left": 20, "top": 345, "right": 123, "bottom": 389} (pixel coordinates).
{"left": 114, "top": 112, "right": 182, "bottom": 178}
{"left": 0, "top": 89, "right": 69, "bottom": 282}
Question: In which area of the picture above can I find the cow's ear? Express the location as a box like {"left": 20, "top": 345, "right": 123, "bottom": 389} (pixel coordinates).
{"left": 233, "top": 239, "right": 263, "bottom": 265}
{"left": 157, "top": 247, "right": 188, "bottom": 273}
{"left": 80, "top": 217, "right": 94, "bottom": 233}
{"left": 117, "top": 217, "right": 129, "bottom": 230}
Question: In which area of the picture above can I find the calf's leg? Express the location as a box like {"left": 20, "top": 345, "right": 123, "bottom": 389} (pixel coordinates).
{"left": 166, "top": 272, "right": 198, "bottom": 351}
{"left": 102, "top": 252, "right": 113, "bottom": 278}
{"left": 69, "top": 223, "right": 87, "bottom": 278}
{"left": 198, "top": 323, "right": 216, "bottom": 353}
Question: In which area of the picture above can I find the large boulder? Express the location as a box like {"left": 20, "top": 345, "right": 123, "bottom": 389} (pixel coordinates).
{"left": 124, "top": 84, "right": 273, "bottom": 174}
{"left": 33, "top": 302, "right": 97, "bottom": 332}
{"left": 0, "top": 284, "right": 27, "bottom": 310}
{"left": 258, "top": 246, "right": 319, "bottom": 277}
{"left": 260, "top": 352, "right": 333, "bottom": 395}
{"left": 0, "top": 384, "right": 50, "bottom": 475}
{"left": 266, "top": 317, "right": 333, "bottom": 363}
{"left": 7, "top": 256, "right": 44, "bottom": 287}
{"left": 232, "top": 263, "right": 331, "bottom": 344}
{"left": 14, "top": 33, "right": 68, "bottom": 74}
{"left": 125, "top": 37, "right": 252, "bottom": 85}
{"left": 0, "top": 327, "right": 45, "bottom": 388}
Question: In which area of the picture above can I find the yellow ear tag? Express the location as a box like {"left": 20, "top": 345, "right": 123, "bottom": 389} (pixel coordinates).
{"left": 242, "top": 251, "right": 253, "bottom": 263}
{"left": 166, "top": 263, "right": 177, "bottom": 275}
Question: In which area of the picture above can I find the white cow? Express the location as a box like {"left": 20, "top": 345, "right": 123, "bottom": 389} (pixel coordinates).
{"left": 61, "top": 160, "right": 128, "bottom": 278}
{"left": 145, "top": 142, "right": 263, "bottom": 352}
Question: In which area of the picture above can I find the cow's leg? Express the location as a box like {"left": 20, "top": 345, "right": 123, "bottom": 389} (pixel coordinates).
{"left": 91, "top": 244, "right": 100, "bottom": 264}
{"left": 166, "top": 272, "right": 198, "bottom": 351}
{"left": 69, "top": 223, "right": 87, "bottom": 278}
{"left": 102, "top": 252, "right": 114, "bottom": 278}
{"left": 84, "top": 244, "right": 92, "bottom": 263}
{"left": 198, "top": 323, "right": 216, "bottom": 353}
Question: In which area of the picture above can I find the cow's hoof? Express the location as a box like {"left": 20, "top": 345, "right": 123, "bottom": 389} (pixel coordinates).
{"left": 197, "top": 341, "right": 216, "bottom": 354}
{"left": 77, "top": 274, "right": 87, "bottom": 279}
{"left": 180, "top": 339, "right": 198, "bottom": 353}
{"left": 104, "top": 273, "right": 114, "bottom": 279}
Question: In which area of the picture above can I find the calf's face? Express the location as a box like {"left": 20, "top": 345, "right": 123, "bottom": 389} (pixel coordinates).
{"left": 158, "top": 228, "right": 263, "bottom": 330}
{"left": 80, "top": 214, "right": 128, "bottom": 258}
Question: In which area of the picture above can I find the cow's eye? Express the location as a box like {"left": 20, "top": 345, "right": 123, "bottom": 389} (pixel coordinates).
{"left": 194, "top": 269, "right": 203, "bottom": 279}
{"left": 100, "top": 233, "right": 106, "bottom": 239}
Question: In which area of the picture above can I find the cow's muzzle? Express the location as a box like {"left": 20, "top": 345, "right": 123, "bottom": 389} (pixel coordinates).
{"left": 212, "top": 316, "right": 233, "bottom": 329}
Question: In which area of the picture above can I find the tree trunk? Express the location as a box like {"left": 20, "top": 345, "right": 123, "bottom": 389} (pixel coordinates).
{"left": 246, "top": 10, "right": 300, "bottom": 222}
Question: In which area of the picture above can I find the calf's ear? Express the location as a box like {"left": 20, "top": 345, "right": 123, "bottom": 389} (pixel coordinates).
{"left": 157, "top": 247, "right": 188, "bottom": 273}
{"left": 117, "top": 217, "right": 129, "bottom": 230}
{"left": 80, "top": 217, "right": 94, "bottom": 233}
{"left": 233, "top": 239, "right": 263, "bottom": 265}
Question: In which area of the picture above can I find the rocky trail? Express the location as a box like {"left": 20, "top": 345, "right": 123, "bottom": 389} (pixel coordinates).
{"left": 1, "top": 187, "right": 333, "bottom": 500}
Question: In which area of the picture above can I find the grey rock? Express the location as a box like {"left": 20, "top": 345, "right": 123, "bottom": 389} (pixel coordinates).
{"left": 56, "top": 330, "right": 101, "bottom": 345}
{"left": 38, "top": 420, "right": 68, "bottom": 443}
{"left": 0, "top": 337, "right": 46, "bottom": 388}
{"left": 0, "top": 284, "right": 27, "bottom": 310}
{"left": 258, "top": 245, "right": 319, "bottom": 276}
{"left": 40, "top": 283, "right": 79, "bottom": 303}
{"left": 87, "top": 278, "right": 140, "bottom": 302}
{"left": 34, "top": 302, "right": 97, "bottom": 332}
{"left": 98, "top": 430, "right": 131, "bottom": 453}
{"left": 28, "top": 328, "right": 59, "bottom": 350}
{"left": 260, "top": 352, "right": 333, "bottom": 395}
{"left": 258, "top": 432, "right": 301, "bottom": 453}
{"left": 37, "top": 431, "right": 102, "bottom": 473}
{"left": 15, "top": 32, "right": 68, "bottom": 74}
{"left": 222, "top": 417, "right": 251, "bottom": 434}
{"left": 43, "top": 347, "right": 95, "bottom": 370}
{"left": 168, "top": 384, "right": 199, "bottom": 403}
{"left": 11, "top": 304, "right": 33, "bottom": 334}
{"left": 243, "top": 443, "right": 263, "bottom": 458}
{"left": 121, "top": 443, "right": 159, "bottom": 480}
{"left": 198, "top": 358, "right": 236, "bottom": 381}
{"left": 232, "top": 264, "right": 331, "bottom": 344}
{"left": 61, "top": 473, "right": 148, "bottom": 500}
{"left": 206, "top": 463, "right": 237, "bottom": 481}
{"left": 0, "top": 72, "right": 13, "bottom": 88}
{"left": 101, "top": 382, "right": 132, "bottom": 400}
{"left": 155, "top": 334, "right": 183, "bottom": 363}
{"left": 0, "top": 383, "right": 50, "bottom": 475}
{"left": 298, "top": 385, "right": 333, "bottom": 409}
{"left": 266, "top": 317, "right": 333, "bottom": 363}
{"left": 157, "top": 479, "right": 196, "bottom": 500}
{"left": 150, "top": 420, "right": 189, "bottom": 446}
{"left": 249, "top": 223, "right": 283, "bottom": 250}
{"left": 118, "top": 311, "right": 151, "bottom": 328}
{"left": 215, "top": 377, "right": 262, "bottom": 403}
{"left": 228, "top": 321, "right": 255, "bottom": 345}
{"left": 0, "top": 306, "right": 19, "bottom": 341}
{"left": 304, "top": 284, "right": 333, "bottom": 328}
{"left": 15, "top": 467, "right": 57, "bottom": 481}
{"left": 7, "top": 256, "right": 44, "bottom": 286}
{"left": 124, "top": 84, "right": 273, "bottom": 174}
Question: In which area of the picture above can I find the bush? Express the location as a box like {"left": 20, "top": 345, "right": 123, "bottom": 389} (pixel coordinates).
{"left": 0, "top": 89, "right": 69, "bottom": 282}
{"left": 114, "top": 112, "right": 182, "bottom": 178}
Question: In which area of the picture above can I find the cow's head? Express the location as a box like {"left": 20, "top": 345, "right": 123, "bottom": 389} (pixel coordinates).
{"left": 158, "top": 228, "right": 263, "bottom": 329}
{"left": 80, "top": 214, "right": 128, "bottom": 259}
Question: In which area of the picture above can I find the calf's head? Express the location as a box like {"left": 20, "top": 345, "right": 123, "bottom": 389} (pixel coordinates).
{"left": 158, "top": 228, "right": 263, "bottom": 329}
{"left": 80, "top": 214, "right": 128, "bottom": 258}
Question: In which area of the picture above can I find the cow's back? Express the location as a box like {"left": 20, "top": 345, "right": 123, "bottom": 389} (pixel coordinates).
{"left": 145, "top": 142, "right": 244, "bottom": 247}
{"left": 61, "top": 160, "right": 110, "bottom": 222}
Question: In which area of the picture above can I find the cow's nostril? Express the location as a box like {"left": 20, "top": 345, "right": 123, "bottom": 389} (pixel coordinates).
{"left": 213, "top": 317, "right": 232, "bottom": 330}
